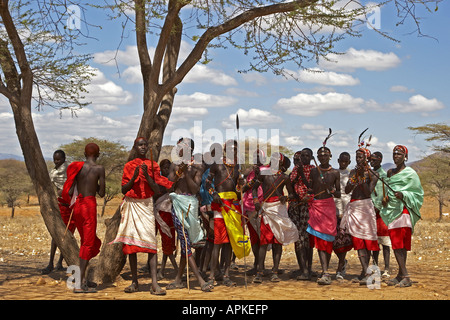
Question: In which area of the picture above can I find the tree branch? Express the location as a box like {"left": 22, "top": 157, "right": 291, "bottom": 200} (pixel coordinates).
{"left": 0, "top": 0, "right": 33, "bottom": 101}
{"left": 135, "top": 0, "right": 152, "bottom": 80}
{"left": 163, "top": 0, "right": 316, "bottom": 93}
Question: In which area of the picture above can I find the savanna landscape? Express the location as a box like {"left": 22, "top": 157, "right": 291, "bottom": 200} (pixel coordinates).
{"left": 1, "top": 195, "right": 448, "bottom": 301}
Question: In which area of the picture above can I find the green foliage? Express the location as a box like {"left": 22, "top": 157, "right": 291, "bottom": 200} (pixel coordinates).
{"left": 408, "top": 123, "right": 450, "bottom": 153}
{"left": 0, "top": 0, "right": 96, "bottom": 110}
{"left": 0, "top": 159, "right": 33, "bottom": 216}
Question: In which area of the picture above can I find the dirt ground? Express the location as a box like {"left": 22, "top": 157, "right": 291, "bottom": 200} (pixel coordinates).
{"left": 0, "top": 197, "right": 449, "bottom": 303}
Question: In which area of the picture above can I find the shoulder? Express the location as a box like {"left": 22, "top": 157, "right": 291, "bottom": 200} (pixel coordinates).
{"left": 386, "top": 168, "right": 393, "bottom": 177}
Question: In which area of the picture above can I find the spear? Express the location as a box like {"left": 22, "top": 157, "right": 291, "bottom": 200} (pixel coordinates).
{"left": 236, "top": 113, "right": 248, "bottom": 289}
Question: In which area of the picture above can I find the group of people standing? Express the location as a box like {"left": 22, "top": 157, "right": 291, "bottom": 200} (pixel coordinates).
{"left": 43, "top": 132, "right": 424, "bottom": 295}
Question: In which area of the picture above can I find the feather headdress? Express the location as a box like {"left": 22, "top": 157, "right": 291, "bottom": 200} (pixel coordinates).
{"left": 357, "top": 128, "right": 372, "bottom": 159}
{"left": 323, "top": 128, "right": 335, "bottom": 147}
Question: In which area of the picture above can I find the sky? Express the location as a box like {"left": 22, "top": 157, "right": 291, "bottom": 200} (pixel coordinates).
{"left": 0, "top": 0, "right": 449, "bottom": 166}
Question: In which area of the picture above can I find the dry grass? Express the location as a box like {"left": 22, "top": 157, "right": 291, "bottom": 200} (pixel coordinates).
{"left": 0, "top": 196, "right": 449, "bottom": 300}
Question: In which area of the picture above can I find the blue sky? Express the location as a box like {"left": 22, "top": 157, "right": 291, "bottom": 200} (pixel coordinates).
{"left": 0, "top": 1, "right": 449, "bottom": 165}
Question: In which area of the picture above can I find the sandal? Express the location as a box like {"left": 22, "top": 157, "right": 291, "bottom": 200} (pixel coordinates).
{"left": 124, "top": 282, "right": 139, "bottom": 293}
{"left": 386, "top": 276, "right": 401, "bottom": 286}
{"left": 201, "top": 282, "right": 214, "bottom": 292}
{"left": 253, "top": 273, "right": 263, "bottom": 284}
{"left": 166, "top": 282, "right": 186, "bottom": 290}
{"left": 297, "top": 273, "right": 311, "bottom": 281}
{"left": 270, "top": 274, "right": 281, "bottom": 282}
{"left": 223, "top": 277, "right": 237, "bottom": 287}
{"left": 396, "top": 277, "right": 412, "bottom": 288}
{"left": 73, "top": 283, "right": 97, "bottom": 293}
{"left": 317, "top": 274, "right": 332, "bottom": 285}
{"left": 150, "top": 286, "right": 167, "bottom": 296}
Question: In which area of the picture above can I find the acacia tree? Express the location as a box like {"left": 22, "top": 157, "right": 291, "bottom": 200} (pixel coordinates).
{"left": 413, "top": 153, "right": 450, "bottom": 221}
{"left": 1, "top": 0, "right": 442, "bottom": 283}
{"left": 408, "top": 123, "right": 450, "bottom": 154}
{"left": 93, "top": 0, "right": 441, "bottom": 282}
{"left": 0, "top": 0, "right": 94, "bottom": 266}
{"left": 0, "top": 159, "right": 32, "bottom": 218}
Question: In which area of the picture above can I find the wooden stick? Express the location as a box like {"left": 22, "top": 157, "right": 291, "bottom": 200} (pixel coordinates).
{"left": 181, "top": 204, "right": 191, "bottom": 293}
{"left": 62, "top": 208, "right": 74, "bottom": 242}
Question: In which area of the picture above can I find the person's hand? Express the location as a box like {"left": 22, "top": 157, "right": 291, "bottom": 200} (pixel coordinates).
{"left": 212, "top": 193, "right": 222, "bottom": 205}
{"left": 132, "top": 165, "right": 140, "bottom": 179}
{"left": 237, "top": 175, "right": 245, "bottom": 187}
{"left": 382, "top": 196, "right": 389, "bottom": 207}
{"left": 394, "top": 191, "right": 403, "bottom": 200}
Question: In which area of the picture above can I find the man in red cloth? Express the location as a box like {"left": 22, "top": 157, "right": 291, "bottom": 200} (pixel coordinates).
{"left": 307, "top": 146, "right": 341, "bottom": 285}
{"left": 62, "top": 143, "right": 105, "bottom": 293}
{"left": 342, "top": 148, "right": 379, "bottom": 285}
{"left": 111, "top": 137, "right": 173, "bottom": 295}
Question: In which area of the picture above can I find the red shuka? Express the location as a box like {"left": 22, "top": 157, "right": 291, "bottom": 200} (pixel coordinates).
{"left": 121, "top": 158, "right": 173, "bottom": 199}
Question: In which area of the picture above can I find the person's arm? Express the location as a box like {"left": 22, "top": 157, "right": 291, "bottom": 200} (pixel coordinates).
{"left": 141, "top": 162, "right": 160, "bottom": 193}
{"left": 284, "top": 175, "right": 298, "bottom": 202}
{"left": 122, "top": 165, "right": 140, "bottom": 195}
{"left": 331, "top": 170, "right": 341, "bottom": 198}
{"left": 252, "top": 175, "right": 263, "bottom": 211}
{"left": 345, "top": 169, "right": 357, "bottom": 194}
{"left": 97, "top": 166, "right": 106, "bottom": 198}
{"left": 206, "top": 164, "right": 222, "bottom": 205}
{"left": 185, "top": 165, "right": 202, "bottom": 194}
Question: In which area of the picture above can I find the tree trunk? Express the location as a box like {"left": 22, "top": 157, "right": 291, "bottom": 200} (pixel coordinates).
{"left": 10, "top": 206, "right": 14, "bottom": 219}
{"left": 0, "top": 2, "right": 80, "bottom": 268}
{"left": 94, "top": 206, "right": 127, "bottom": 284}
{"left": 93, "top": 12, "right": 183, "bottom": 283}
{"left": 10, "top": 100, "right": 80, "bottom": 266}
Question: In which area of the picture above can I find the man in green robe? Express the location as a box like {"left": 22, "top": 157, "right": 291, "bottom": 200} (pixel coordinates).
{"left": 380, "top": 145, "right": 423, "bottom": 287}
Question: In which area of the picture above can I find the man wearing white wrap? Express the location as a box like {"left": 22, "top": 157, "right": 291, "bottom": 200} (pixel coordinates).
{"left": 253, "top": 152, "right": 299, "bottom": 283}
{"left": 341, "top": 147, "right": 379, "bottom": 285}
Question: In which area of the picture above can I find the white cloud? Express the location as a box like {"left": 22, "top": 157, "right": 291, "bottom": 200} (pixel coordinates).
{"left": 285, "top": 68, "right": 360, "bottom": 86}
{"left": 319, "top": 47, "right": 401, "bottom": 72}
{"left": 84, "top": 68, "right": 134, "bottom": 108}
{"left": 184, "top": 64, "right": 238, "bottom": 86}
{"left": 222, "top": 108, "right": 282, "bottom": 128}
{"left": 390, "top": 85, "right": 415, "bottom": 93}
{"left": 389, "top": 94, "right": 445, "bottom": 114}
{"left": 241, "top": 73, "right": 268, "bottom": 86}
{"left": 170, "top": 106, "right": 209, "bottom": 123}
{"left": 176, "top": 92, "right": 237, "bottom": 108}
{"left": 93, "top": 45, "right": 140, "bottom": 67}
{"left": 224, "top": 87, "right": 259, "bottom": 97}
{"left": 0, "top": 108, "right": 141, "bottom": 159}
{"left": 275, "top": 92, "right": 366, "bottom": 116}
{"left": 284, "top": 136, "right": 305, "bottom": 146}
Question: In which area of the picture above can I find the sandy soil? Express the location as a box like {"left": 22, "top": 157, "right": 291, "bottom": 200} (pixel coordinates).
{"left": 0, "top": 197, "right": 449, "bottom": 303}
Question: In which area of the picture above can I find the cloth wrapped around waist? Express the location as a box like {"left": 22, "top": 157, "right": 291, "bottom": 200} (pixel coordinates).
{"left": 153, "top": 193, "right": 173, "bottom": 238}
{"left": 110, "top": 196, "right": 157, "bottom": 252}
{"left": 307, "top": 197, "right": 337, "bottom": 242}
{"left": 169, "top": 192, "right": 204, "bottom": 244}
{"left": 340, "top": 198, "right": 378, "bottom": 241}
{"left": 261, "top": 200, "right": 299, "bottom": 245}
{"left": 211, "top": 191, "right": 251, "bottom": 259}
